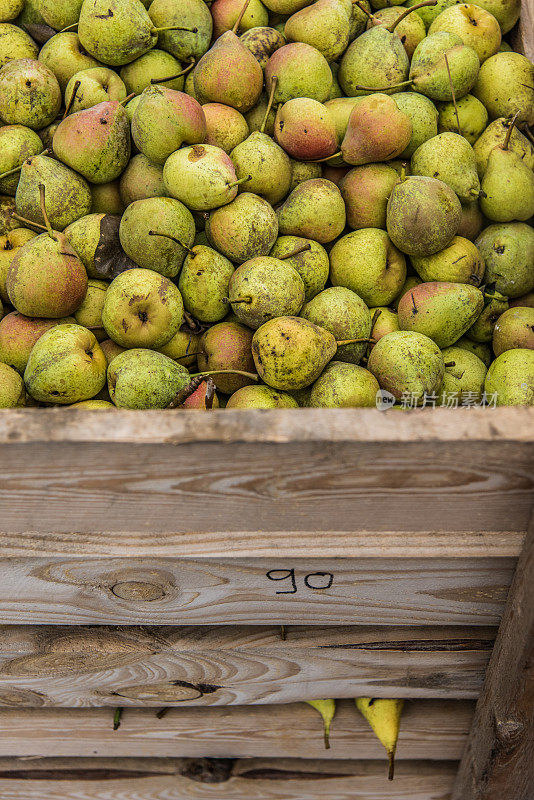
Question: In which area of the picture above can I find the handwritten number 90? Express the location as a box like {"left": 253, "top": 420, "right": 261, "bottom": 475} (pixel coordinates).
{"left": 265, "top": 569, "right": 334, "bottom": 594}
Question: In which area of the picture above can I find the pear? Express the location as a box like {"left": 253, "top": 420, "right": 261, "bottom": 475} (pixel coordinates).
{"left": 411, "top": 132, "right": 480, "bottom": 202}
{"left": 0, "top": 125, "right": 43, "bottom": 195}
{"left": 330, "top": 229, "right": 406, "bottom": 307}
{"left": 473, "top": 52, "right": 534, "bottom": 126}
{"left": 386, "top": 175, "right": 462, "bottom": 256}
{"left": 0, "top": 361, "right": 25, "bottom": 407}
{"left": 206, "top": 192, "right": 279, "bottom": 263}
{"left": 305, "top": 698, "right": 336, "bottom": 749}
{"left": 275, "top": 98, "right": 338, "bottom": 161}
{"left": 204, "top": 103, "right": 249, "bottom": 154}
{"left": 198, "top": 320, "right": 256, "bottom": 394}
{"left": 231, "top": 132, "right": 292, "bottom": 205}
{"left": 132, "top": 86, "right": 206, "bottom": 165}
{"left": 270, "top": 235, "right": 329, "bottom": 300}
{"left": 0, "top": 227, "right": 36, "bottom": 300}
{"left": 0, "top": 312, "right": 72, "bottom": 373}
{"left": 510, "top": 293, "right": 534, "bottom": 310}
{"left": 437, "top": 94, "right": 488, "bottom": 144}
{"left": 91, "top": 181, "right": 124, "bottom": 216}
{"left": 24, "top": 324, "right": 106, "bottom": 404}
{"left": 65, "top": 67, "right": 127, "bottom": 114}
{"left": 74, "top": 279, "right": 107, "bottom": 341}
{"left": 0, "top": 24, "right": 38, "bottom": 68}
{"left": 367, "top": 6, "right": 426, "bottom": 60}
{"left": 455, "top": 335, "right": 492, "bottom": 367}
{"left": 193, "top": 28, "right": 263, "bottom": 112}
{"left": 265, "top": 42, "right": 332, "bottom": 103}
{"left": 0, "top": 195, "right": 18, "bottom": 235}
{"left": 340, "top": 164, "right": 399, "bottom": 229}
{"left": 480, "top": 121, "right": 534, "bottom": 222}
{"left": 325, "top": 97, "right": 362, "bottom": 141}
{"left": 394, "top": 92, "right": 438, "bottom": 157}
{"left": 284, "top": 0, "right": 350, "bottom": 62}
{"left": 341, "top": 94, "right": 412, "bottom": 165}
{"left": 398, "top": 281, "right": 484, "bottom": 347}
{"left": 226, "top": 385, "right": 298, "bottom": 408}
{"left": 408, "top": 32, "right": 480, "bottom": 102}
{"left": 428, "top": 4, "right": 501, "bottom": 62}
{"left": 245, "top": 92, "right": 277, "bottom": 135}
{"left": 119, "top": 154, "right": 167, "bottom": 207}
{"left": 493, "top": 307, "right": 534, "bottom": 356}
{"left": 289, "top": 159, "right": 322, "bottom": 190}
{"left": 367, "top": 330, "right": 445, "bottom": 401}
{"left": 300, "top": 286, "right": 371, "bottom": 364}
{"left": 411, "top": 236, "right": 484, "bottom": 285}
{"left": 178, "top": 245, "right": 235, "bottom": 322}
{"left": 108, "top": 348, "right": 191, "bottom": 409}
{"left": 252, "top": 316, "right": 337, "bottom": 390}
{"left": 148, "top": 0, "right": 213, "bottom": 63}
{"left": 457, "top": 201, "right": 484, "bottom": 241}
{"left": 39, "top": 34, "right": 101, "bottom": 93}
{"left": 471, "top": 0, "right": 520, "bottom": 33}
{"left": 262, "top": 0, "right": 313, "bottom": 11}
{"left": 102, "top": 268, "right": 184, "bottom": 348}
{"left": 466, "top": 292, "right": 508, "bottom": 342}
{"left": 53, "top": 101, "right": 131, "bottom": 185}
{"left": 392, "top": 274, "right": 422, "bottom": 310}
{"left": 68, "top": 399, "right": 114, "bottom": 408}
{"left": 338, "top": 15, "right": 409, "bottom": 96}
{"left": 15, "top": 154, "right": 92, "bottom": 231}
{"left": 227, "top": 255, "right": 305, "bottom": 328}
{"left": 39, "top": 0, "right": 84, "bottom": 31}
{"left": 473, "top": 118, "right": 534, "bottom": 179}
{"left": 240, "top": 26, "right": 286, "bottom": 67}
{"left": 180, "top": 380, "right": 221, "bottom": 410}
{"left": 484, "top": 349, "right": 534, "bottom": 406}
{"left": 120, "top": 49, "right": 187, "bottom": 94}
{"left": 163, "top": 144, "right": 243, "bottom": 212}
{"left": 119, "top": 196, "right": 195, "bottom": 277}
{"left": 211, "top": 0, "right": 269, "bottom": 38}
{"left": 277, "top": 178, "right": 345, "bottom": 243}
{"left": 157, "top": 329, "right": 201, "bottom": 368}
{"left": 370, "top": 307, "right": 400, "bottom": 342}
{"left": 63, "top": 213, "right": 112, "bottom": 278}
{"left": 355, "top": 699, "right": 404, "bottom": 781}
{"left": 476, "top": 223, "right": 534, "bottom": 299}
{"left": 0, "top": 58, "right": 61, "bottom": 129}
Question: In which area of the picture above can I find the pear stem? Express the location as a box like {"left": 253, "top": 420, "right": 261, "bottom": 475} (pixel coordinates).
{"left": 278, "top": 243, "right": 311, "bottom": 259}
{"left": 352, "top": 0, "right": 375, "bottom": 20}
{"left": 148, "top": 230, "right": 193, "bottom": 251}
{"left": 503, "top": 111, "right": 520, "bottom": 150}
{"left": 400, "top": 162, "right": 408, "bottom": 181}
{"left": 261, "top": 75, "right": 278, "bottom": 134}
{"left": 0, "top": 165, "right": 22, "bottom": 181}
{"left": 38, "top": 184, "right": 56, "bottom": 241}
{"left": 227, "top": 174, "right": 252, "bottom": 189}
{"left": 190, "top": 369, "right": 259, "bottom": 381}
{"left": 388, "top": 0, "right": 437, "bottom": 31}
{"left": 59, "top": 22, "right": 78, "bottom": 32}
{"left": 388, "top": 751, "right": 395, "bottom": 781}
{"left": 354, "top": 79, "right": 413, "bottom": 92}
{"left": 232, "top": 0, "right": 252, "bottom": 34}
{"left": 337, "top": 338, "right": 376, "bottom": 346}
{"left": 119, "top": 93, "right": 136, "bottom": 106}
{"left": 444, "top": 361, "right": 456, "bottom": 368}
{"left": 151, "top": 61, "right": 196, "bottom": 84}
{"left": 12, "top": 213, "right": 47, "bottom": 231}
{"left": 63, "top": 79, "right": 81, "bottom": 119}
{"left": 310, "top": 151, "right": 343, "bottom": 163}
{"left": 280, "top": 625, "right": 286, "bottom": 640}
{"left": 443, "top": 53, "right": 462, "bottom": 136}
{"left": 223, "top": 295, "right": 253, "bottom": 305}
{"left": 113, "top": 708, "right": 123, "bottom": 731}
{"left": 153, "top": 25, "right": 199, "bottom": 33}
{"left": 371, "top": 308, "right": 382, "bottom": 328}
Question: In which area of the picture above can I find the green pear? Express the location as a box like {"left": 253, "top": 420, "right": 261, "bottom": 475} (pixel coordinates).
{"left": 370, "top": 306, "right": 400, "bottom": 342}
{"left": 99, "top": 337, "right": 126, "bottom": 366}
{"left": 391, "top": 274, "right": 422, "bottom": 310}
{"left": 102, "top": 267, "right": 183, "bottom": 348}
{"left": 91, "top": 181, "right": 124, "bottom": 216}
{"left": 198, "top": 320, "right": 256, "bottom": 394}
{"left": 53, "top": 101, "right": 131, "bottom": 185}
{"left": 476, "top": 223, "right": 534, "bottom": 299}
{"left": 0, "top": 58, "right": 61, "bottom": 129}
{"left": 300, "top": 286, "right": 371, "bottom": 364}
{"left": 240, "top": 26, "right": 286, "bottom": 67}
{"left": 325, "top": 97, "right": 362, "bottom": 143}
{"left": 0, "top": 24, "right": 38, "bottom": 68}
{"left": 0, "top": 125, "right": 43, "bottom": 195}
{"left": 310, "top": 361, "right": 379, "bottom": 407}
{"left": 473, "top": 52, "right": 534, "bottom": 126}
{"left": 120, "top": 49, "right": 186, "bottom": 94}
{"left": 473, "top": 118, "right": 534, "bottom": 178}
{"left": 231, "top": 131, "right": 292, "bottom": 205}
{"left": 270, "top": 235, "right": 329, "bottom": 300}
{"left": 480, "top": 146, "right": 534, "bottom": 223}
{"left": 24, "top": 324, "right": 106, "bottom": 404}
{"left": 367, "top": 329, "right": 445, "bottom": 401}
{"left": 341, "top": 93, "right": 412, "bottom": 165}
{"left": 245, "top": 92, "right": 277, "bottom": 136}
{"left": 119, "top": 196, "right": 195, "bottom": 277}
{"left": 0, "top": 361, "right": 25, "bottom": 406}
{"left": 457, "top": 201, "right": 484, "bottom": 241}
{"left": 68, "top": 399, "right": 114, "bottom": 408}
{"left": 394, "top": 92, "right": 438, "bottom": 157}
{"left": 484, "top": 349, "right": 534, "bottom": 405}
{"left": 178, "top": 245, "right": 235, "bottom": 322}
{"left": 411, "top": 132, "right": 480, "bottom": 202}
{"left": 493, "top": 307, "right": 534, "bottom": 356}
{"left": 193, "top": 29, "right": 263, "bottom": 112}
{"left": 206, "top": 192, "right": 279, "bottom": 263}
{"left": 252, "top": 315, "right": 337, "bottom": 390}
{"left": 439, "top": 345, "right": 487, "bottom": 399}
{"left": 469, "top": 0, "right": 520, "bottom": 33}
{"left": 466, "top": 292, "right": 508, "bottom": 342}
{"left": 204, "top": 103, "right": 249, "bottom": 154}
{"left": 38, "top": 34, "right": 102, "bottom": 93}
{"left": 265, "top": 42, "right": 332, "bottom": 103}
{"left": 227, "top": 255, "right": 305, "bottom": 328}
{"left": 131, "top": 86, "right": 206, "bottom": 165}
{"left": 340, "top": 164, "right": 399, "bottom": 230}
{"left": 437, "top": 94, "right": 488, "bottom": 144}
{"left": 63, "top": 213, "right": 114, "bottom": 278}
{"left": 0, "top": 227, "right": 36, "bottom": 300}
{"left": 386, "top": 175, "right": 462, "bottom": 256}
{"left": 330, "top": 229, "right": 406, "bottom": 307}
{"left": 284, "top": 0, "right": 350, "bottom": 62}
{"left": 226, "top": 384, "right": 298, "bottom": 408}
{"left": 428, "top": 4, "right": 501, "bottom": 62}
{"left": 277, "top": 178, "right": 345, "bottom": 243}
{"left": 119, "top": 154, "right": 167, "bottom": 207}
{"left": 398, "top": 281, "right": 484, "bottom": 347}
{"left": 289, "top": 159, "right": 322, "bottom": 190}
{"left": 64, "top": 67, "right": 127, "bottom": 114}
{"left": 157, "top": 329, "right": 201, "bottom": 368}
{"left": 411, "top": 236, "right": 484, "bottom": 285}
{"left": 0, "top": 195, "right": 19, "bottom": 235}
{"left": 405, "top": 0, "right": 459, "bottom": 28}
{"left": 211, "top": 0, "right": 269, "bottom": 38}
{"left": 409, "top": 32, "right": 480, "bottom": 101}
{"left": 73, "top": 279, "right": 107, "bottom": 341}
{"left": 0, "top": 312, "right": 73, "bottom": 373}
{"left": 366, "top": 8, "right": 425, "bottom": 60}
{"left": 108, "top": 348, "right": 191, "bottom": 409}
{"left": 275, "top": 97, "right": 338, "bottom": 161}
{"left": 16, "top": 154, "right": 92, "bottom": 231}
{"left": 148, "top": 0, "right": 213, "bottom": 62}
{"left": 163, "top": 144, "right": 242, "bottom": 212}
{"left": 39, "top": 0, "right": 84, "bottom": 30}
{"left": 338, "top": 20, "right": 409, "bottom": 96}
{"left": 454, "top": 335, "right": 492, "bottom": 366}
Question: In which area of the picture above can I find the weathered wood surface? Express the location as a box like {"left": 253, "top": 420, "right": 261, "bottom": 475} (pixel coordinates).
{"left": 515, "top": 0, "right": 534, "bottom": 60}
{"left": 452, "top": 516, "right": 534, "bottom": 800}
{"left": 0, "top": 556, "right": 514, "bottom": 626}
{"left": 0, "top": 700, "right": 474, "bottom": 760}
{"left": 0, "top": 626, "right": 494, "bottom": 705}
{"left": 0, "top": 757, "right": 458, "bottom": 799}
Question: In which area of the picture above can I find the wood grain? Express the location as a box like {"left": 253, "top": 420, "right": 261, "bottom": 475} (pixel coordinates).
{"left": 0, "top": 556, "right": 514, "bottom": 626}
{"left": 452, "top": 515, "right": 534, "bottom": 800}
{"left": 0, "top": 700, "right": 474, "bottom": 760}
{"left": 0, "top": 757, "right": 458, "bottom": 799}
{"left": 0, "top": 625, "right": 494, "bottom": 705}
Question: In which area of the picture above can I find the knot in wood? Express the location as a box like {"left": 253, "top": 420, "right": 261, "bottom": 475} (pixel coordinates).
{"left": 494, "top": 716, "right": 524, "bottom": 746}
{"left": 111, "top": 581, "right": 166, "bottom": 601}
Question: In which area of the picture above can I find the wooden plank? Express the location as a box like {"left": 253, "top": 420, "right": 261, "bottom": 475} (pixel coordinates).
{"left": 514, "top": 0, "right": 534, "bottom": 60}
{"left": 0, "top": 625, "right": 494, "bottom": 705}
{"left": 0, "top": 700, "right": 474, "bottom": 760}
{"left": 452, "top": 516, "right": 534, "bottom": 800}
{"left": 0, "top": 757, "right": 458, "bottom": 800}
{"left": 0, "top": 556, "right": 514, "bottom": 626}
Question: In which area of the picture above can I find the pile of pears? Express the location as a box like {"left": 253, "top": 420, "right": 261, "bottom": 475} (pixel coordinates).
{"left": 0, "top": 0, "right": 533, "bottom": 410}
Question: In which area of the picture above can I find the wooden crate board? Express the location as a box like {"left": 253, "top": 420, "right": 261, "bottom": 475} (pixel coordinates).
{"left": 0, "top": 626, "right": 494, "bottom": 705}
{"left": 0, "top": 700, "right": 474, "bottom": 760}
{"left": 0, "top": 757, "right": 458, "bottom": 800}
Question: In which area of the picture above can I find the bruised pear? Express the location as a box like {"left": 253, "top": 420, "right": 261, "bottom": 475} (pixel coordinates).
{"left": 15, "top": 155, "right": 92, "bottom": 231}
{"left": 367, "top": 330, "right": 445, "bottom": 401}
{"left": 0, "top": 361, "right": 25, "bottom": 407}
{"left": 198, "top": 320, "right": 256, "bottom": 394}
{"left": 178, "top": 245, "right": 235, "bottom": 322}
{"left": 270, "top": 235, "right": 329, "bottom": 301}
{"left": 300, "top": 286, "right": 371, "bottom": 365}
{"left": 398, "top": 281, "right": 484, "bottom": 347}
{"left": 227, "top": 256, "right": 305, "bottom": 329}
{"left": 484, "top": 349, "right": 534, "bottom": 405}
{"left": 108, "top": 348, "right": 191, "bottom": 409}
{"left": 206, "top": 192, "right": 278, "bottom": 263}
